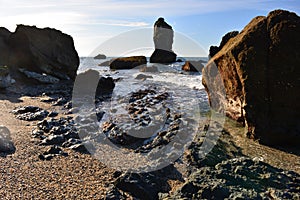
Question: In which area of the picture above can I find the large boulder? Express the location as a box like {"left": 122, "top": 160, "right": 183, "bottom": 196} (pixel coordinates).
{"left": 8, "top": 25, "right": 79, "bottom": 80}
{"left": 110, "top": 56, "right": 146, "bottom": 70}
{"left": 150, "top": 18, "right": 177, "bottom": 63}
{"left": 202, "top": 10, "right": 300, "bottom": 146}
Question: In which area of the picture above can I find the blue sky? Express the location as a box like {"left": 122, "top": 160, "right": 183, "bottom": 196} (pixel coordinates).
{"left": 1, "top": 0, "right": 300, "bottom": 56}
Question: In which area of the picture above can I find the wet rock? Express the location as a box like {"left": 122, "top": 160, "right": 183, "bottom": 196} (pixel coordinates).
{"left": 182, "top": 61, "right": 204, "bottom": 72}
{"left": 110, "top": 56, "right": 147, "bottom": 70}
{"left": 0, "top": 125, "right": 16, "bottom": 154}
{"left": 139, "top": 65, "right": 159, "bottom": 72}
{"left": 203, "top": 9, "right": 300, "bottom": 146}
{"left": 12, "top": 106, "right": 49, "bottom": 121}
{"left": 135, "top": 74, "right": 153, "bottom": 80}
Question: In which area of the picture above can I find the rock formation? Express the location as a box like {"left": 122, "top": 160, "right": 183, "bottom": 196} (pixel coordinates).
{"left": 202, "top": 10, "right": 300, "bottom": 146}
{"left": 150, "top": 18, "right": 177, "bottom": 63}
{"left": 110, "top": 56, "right": 147, "bottom": 70}
{"left": 0, "top": 66, "right": 15, "bottom": 89}
{"left": 209, "top": 31, "right": 239, "bottom": 58}
{"left": 0, "top": 25, "right": 79, "bottom": 83}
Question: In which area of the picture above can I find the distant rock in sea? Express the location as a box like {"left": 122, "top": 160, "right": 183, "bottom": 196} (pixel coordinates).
{"left": 110, "top": 56, "right": 147, "bottom": 70}
{"left": 203, "top": 9, "right": 300, "bottom": 146}
{"left": 0, "top": 25, "right": 79, "bottom": 84}
{"left": 182, "top": 61, "right": 204, "bottom": 72}
{"left": 150, "top": 18, "right": 177, "bottom": 64}
{"left": 94, "top": 54, "right": 107, "bottom": 59}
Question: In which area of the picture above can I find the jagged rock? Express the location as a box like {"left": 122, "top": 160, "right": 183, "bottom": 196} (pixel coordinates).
{"left": 3, "top": 25, "right": 79, "bottom": 81}
{"left": 165, "top": 157, "right": 300, "bottom": 199}
{"left": 12, "top": 106, "right": 49, "bottom": 121}
{"left": 19, "top": 68, "right": 59, "bottom": 84}
{"left": 203, "top": 9, "right": 300, "bottom": 146}
{"left": 182, "top": 61, "right": 204, "bottom": 72}
{"left": 94, "top": 54, "right": 106, "bottom": 59}
{"left": 110, "top": 56, "right": 147, "bottom": 70}
{"left": 150, "top": 18, "right": 177, "bottom": 63}
{"left": 209, "top": 31, "right": 239, "bottom": 58}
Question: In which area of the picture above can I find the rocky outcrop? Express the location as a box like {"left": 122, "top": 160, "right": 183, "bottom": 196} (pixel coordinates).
{"left": 94, "top": 54, "right": 106, "bottom": 59}
{"left": 166, "top": 157, "right": 300, "bottom": 199}
{"left": 209, "top": 31, "right": 239, "bottom": 58}
{"left": 150, "top": 18, "right": 177, "bottom": 63}
{"left": 182, "top": 61, "right": 204, "bottom": 72}
{"left": 202, "top": 10, "right": 300, "bottom": 146}
{"left": 0, "top": 25, "right": 79, "bottom": 83}
{"left": 110, "top": 56, "right": 146, "bottom": 70}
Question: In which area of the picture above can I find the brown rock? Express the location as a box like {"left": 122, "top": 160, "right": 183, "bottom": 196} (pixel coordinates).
{"left": 209, "top": 31, "right": 239, "bottom": 58}
{"left": 202, "top": 9, "right": 300, "bottom": 146}
{"left": 182, "top": 61, "right": 204, "bottom": 72}
{"left": 110, "top": 56, "right": 147, "bottom": 70}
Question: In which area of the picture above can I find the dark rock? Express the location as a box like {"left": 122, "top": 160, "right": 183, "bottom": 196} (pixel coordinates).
{"left": 73, "top": 69, "right": 115, "bottom": 98}
{"left": 150, "top": 18, "right": 176, "bottom": 64}
{"left": 182, "top": 61, "right": 204, "bottom": 72}
{"left": 38, "top": 145, "right": 67, "bottom": 160}
{"left": 12, "top": 106, "right": 49, "bottom": 121}
{"left": 150, "top": 49, "right": 176, "bottom": 64}
{"left": 0, "top": 65, "right": 14, "bottom": 89}
{"left": 48, "top": 111, "right": 58, "bottom": 117}
{"left": 8, "top": 25, "right": 79, "bottom": 80}
{"left": 0, "top": 28, "right": 11, "bottom": 66}
{"left": 167, "top": 157, "right": 300, "bottom": 199}
{"left": 208, "top": 31, "right": 239, "bottom": 58}
{"left": 18, "top": 68, "right": 59, "bottom": 84}
{"left": 0, "top": 126, "right": 15, "bottom": 154}
{"left": 41, "top": 134, "right": 65, "bottom": 145}
{"left": 110, "top": 56, "right": 147, "bottom": 70}
{"left": 135, "top": 74, "right": 153, "bottom": 80}
{"left": 98, "top": 60, "right": 110, "bottom": 66}
{"left": 94, "top": 54, "right": 106, "bottom": 59}
{"left": 203, "top": 9, "right": 300, "bottom": 146}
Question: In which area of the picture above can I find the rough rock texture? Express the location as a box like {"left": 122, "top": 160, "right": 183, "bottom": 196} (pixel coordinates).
{"left": 166, "top": 157, "right": 300, "bottom": 199}
{"left": 209, "top": 31, "right": 239, "bottom": 58}
{"left": 1, "top": 25, "right": 79, "bottom": 82}
{"left": 150, "top": 18, "right": 177, "bottom": 63}
{"left": 110, "top": 56, "right": 147, "bottom": 70}
{"left": 0, "top": 66, "right": 14, "bottom": 89}
{"left": 202, "top": 10, "right": 300, "bottom": 146}
{"left": 182, "top": 61, "right": 204, "bottom": 72}
{"left": 19, "top": 68, "right": 59, "bottom": 84}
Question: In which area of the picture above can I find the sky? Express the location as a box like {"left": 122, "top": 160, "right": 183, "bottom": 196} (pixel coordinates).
{"left": 1, "top": 0, "right": 300, "bottom": 57}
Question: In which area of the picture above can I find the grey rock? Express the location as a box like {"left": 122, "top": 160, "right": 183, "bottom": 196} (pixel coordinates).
{"left": 0, "top": 126, "right": 15, "bottom": 154}
{"left": 19, "top": 68, "right": 60, "bottom": 84}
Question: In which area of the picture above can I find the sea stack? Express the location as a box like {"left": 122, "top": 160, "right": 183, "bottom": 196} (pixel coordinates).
{"left": 150, "top": 18, "right": 177, "bottom": 64}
